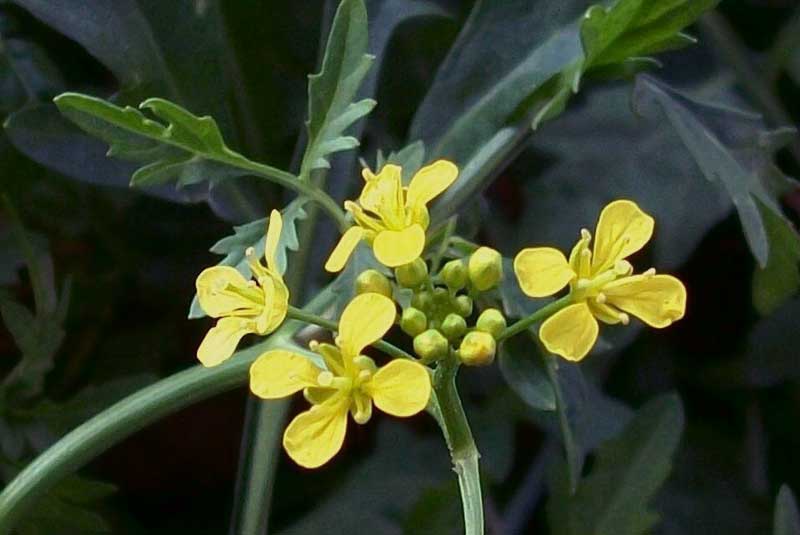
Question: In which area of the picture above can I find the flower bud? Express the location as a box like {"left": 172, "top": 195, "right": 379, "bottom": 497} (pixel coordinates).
{"left": 441, "top": 313, "right": 467, "bottom": 340}
{"left": 433, "top": 287, "right": 449, "bottom": 306}
{"left": 355, "top": 269, "right": 392, "bottom": 298}
{"left": 411, "top": 290, "right": 433, "bottom": 311}
{"left": 458, "top": 331, "right": 496, "bottom": 366}
{"left": 476, "top": 308, "right": 507, "bottom": 338}
{"left": 468, "top": 247, "right": 503, "bottom": 291}
{"left": 440, "top": 259, "right": 468, "bottom": 290}
{"left": 400, "top": 307, "right": 428, "bottom": 337}
{"left": 453, "top": 294, "right": 473, "bottom": 317}
{"left": 395, "top": 258, "right": 429, "bottom": 288}
{"left": 413, "top": 329, "right": 449, "bottom": 362}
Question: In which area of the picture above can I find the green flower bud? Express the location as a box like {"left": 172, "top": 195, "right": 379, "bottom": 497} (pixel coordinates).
{"left": 441, "top": 313, "right": 467, "bottom": 340}
{"left": 400, "top": 307, "right": 428, "bottom": 337}
{"left": 395, "top": 258, "right": 429, "bottom": 288}
{"left": 468, "top": 247, "right": 503, "bottom": 291}
{"left": 476, "top": 308, "right": 507, "bottom": 338}
{"left": 355, "top": 269, "right": 392, "bottom": 298}
{"left": 440, "top": 259, "right": 468, "bottom": 289}
{"left": 413, "top": 329, "right": 449, "bottom": 362}
{"left": 433, "top": 287, "right": 449, "bottom": 305}
{"left": 458, "top": 331, "right": 496, "bottom": 366}
{"left": 411, "top": 290, "right": 433, "bottom": 311}
{"left": 453, "top": 294, "right": 473, "bottom": 317}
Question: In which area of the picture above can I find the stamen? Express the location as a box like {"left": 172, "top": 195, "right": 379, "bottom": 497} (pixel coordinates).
{"left": 357, "top": 369, "right": 372, "bottom": 383}
{"left": 619, "top": 313, "right": 630, "bottom": 325}
{"left": 643, "top": 268, "right": 656, "bottom": 277}
{"left": 317, "top": 371, "right": 334, "bottom": 387}
{"left": 595, "top": 292, "right": 607, "bottom": 304}
{"left": 575, "top": 278, "right": 591, "bottom": 290}
{"left": 353, "top": 355, "right": 376, "bottom": 372}
{"left": 580, "top": 228, "right": 591, "bottom": 241}
{"left": 614, "top": 260, "right": 633, "bottom": 276}
{"left": 309, "top": 340, "right": 320, "bottom": 351}
{"left": 245, "top": 247, "right": 255, "bottom": 258}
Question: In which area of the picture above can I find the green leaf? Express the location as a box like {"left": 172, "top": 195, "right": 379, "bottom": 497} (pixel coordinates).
{"left": 189, "top": 199, "right": 308, "bottom": 318}
{"left": 300, "top": 0, "right": 376, "bottom": 178}
{"left": 753, "top": 202, "right": 800, "bottom": 315}
{"left": 498, "top": 334, "right": 556, "bottom": 412}
{"left": 633, "top": 74, "right": 800, "bottom": 266}
{"left": 330, "top": 242, "right": 388, "bottom": 317}
{"left": 775, "top": 485, "right": 800, "bottom": 535}
{"left": 54, "top": 93, "right": 276, "bottom": 189}
{"left": 548, "top": 394, "right": 685, "bottom": 535}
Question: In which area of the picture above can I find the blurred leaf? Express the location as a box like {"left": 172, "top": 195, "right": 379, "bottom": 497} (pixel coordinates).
{"left": 775, "top": 485, "right": 800, "bottom": 535}
{"left": 402, "top": 483, "right": 460, "bottom": 535}
{"left": 300, "top": 0, "right": 375, "bottom": 178}
{"left": 752, "top": 202, "right": 800, "bottom": 316}
{"left": 547, "top": 394, "right": 684, "bottom": 535}
{"left": 633, "top": 74, "right": 799, "bottom": 267}
{"left": 498, "top": 333, "right": 556, "bottom": 412}
{"left": 189, "top": 199, "right": 308, "bottom": 318}
{"left": 382, "top": 139, "right": 426, "bottom": 180}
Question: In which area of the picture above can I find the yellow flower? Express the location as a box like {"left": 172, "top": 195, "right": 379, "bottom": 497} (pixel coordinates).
{"left": 249, "top": 293, "right": 431, "bottom": 468}
{"left": 513, "top": 200, "right": 686, "bottom": 361}
{"left": 325, "top": 160, "right": 458, "bottom": 271}
{"left": 195, "top": 209, "right": 289, "bottom": 367}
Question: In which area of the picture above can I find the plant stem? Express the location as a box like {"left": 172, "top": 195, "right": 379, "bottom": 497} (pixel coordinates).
{"left": 0, "top": 289, "right": 335, "bottom": 534}
{"left": 496, "top": 295, "right": 572, "bottom": 342}
{"left": 429, "top": 353, "right": 484, "bottom": 535}
{"left": 287, "top": 306, "right": 415, "bottom": 360}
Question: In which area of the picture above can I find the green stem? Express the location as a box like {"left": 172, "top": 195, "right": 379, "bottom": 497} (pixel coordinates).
{"left": 0, "top": 289, "right": 336, "bottom": 534}
{"left": 429, "top": 354, "right": 484, "bottom": 535}
{"left": 286, "top": 306, "right": 415, "bottom": 360}
{"left": 496, "top": 295, "right": 572, "bottom": 342}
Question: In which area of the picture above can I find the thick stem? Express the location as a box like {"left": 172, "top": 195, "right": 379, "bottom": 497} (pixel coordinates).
{"left": 429, "top": 354, "right": 484, "bottom": 535}
{"left": 0, "top": 288, "right": 336, "bottom": 534}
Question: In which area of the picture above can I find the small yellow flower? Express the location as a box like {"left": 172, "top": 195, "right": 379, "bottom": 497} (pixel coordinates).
{"left": 249, "top": 293, "right": 431, "bottom": 468}
{"left": 513, "top": 200, "right": 686, "bottom": 361}
{"left": 325, "top": 160, "right": 459, "bottom": 271}
{"left": 195, "top": 210, "right": 289, "bottom": 367}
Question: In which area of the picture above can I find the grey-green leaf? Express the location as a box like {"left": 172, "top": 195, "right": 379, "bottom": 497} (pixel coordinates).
{"left": 499, "top": 335, "right": 556, "bottom": 412}
{"left": 752, "top": 202, "right": 800, "bottom": 315}
{"left": 775, "top": 485, "right": 800, "bottom": 535}
{"left": 547, "top": 394, "right": 685, "bottom": 535}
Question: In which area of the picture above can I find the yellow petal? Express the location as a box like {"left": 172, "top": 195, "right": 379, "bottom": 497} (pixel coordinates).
{"left": 345, "top": 201, "right": 383, "bottom": 231}
{"left": 359, "top": 164, "right": 404, "bottom": 226}
{"left": 338, "top": 293, "right": 396, "bottom": 358}
{"left": 325, "top": 226, "right": 365, "bottom": 272}
{"left": 265, "top": 209, "right": 283, "bottom": 272}
{"left": 249, "top": 349, "right": 323, "bottom": 399}
{"left": 197, "top": 317, "right": 253, "bottom": 367}
{"left": 513, "top": 248, "right": 575, "bottom": 298}
{"left": 367, "top": 359, "right": 431, "bottom": 417}
{"left": 372, "top": 225, "right": 426, "bottom": 267}
{"left": 263, "top": 274, "right": 289, "bottom": 333}
{"left": 568, "top": 230, "right": 592, "bottom": 279}
{"left": 603, "top": 274, "right": 686, "bottom": 328}
{"left": 406, "top": 160, "right": 458, "bottom": 210}
{"left": 196, "top": 266, "right": 259, "bottom": 317}
{"left": 591, "top": 200, "right": 654, "bottom": 275}
{"left": 540, "top": 302, "right": 599, "bottom": 361}
{"left": 283, "top": 397, "right": 349, "bottom": 469}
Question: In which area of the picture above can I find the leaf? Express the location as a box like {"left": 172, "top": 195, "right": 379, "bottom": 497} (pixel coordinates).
{"left": 54, "top": 93, "right": 269, "bottom": 189}
{"left": 775, "top": 485, "right": 800, "bottom": 535}
{"left": 300, "top": 0, "right": 376, "bottom": 178}
{"left": 498, "top": 334, "right": 556, "bottom": 411}
{"left": 329, "top": 242, "right": 388, "bottom": 317}
{"left": 752, "top": 202, "right": 800, "bottom": 315}
{"left": 188, "top": 199, "right": 308, "bottom": 318}
{"left": 547, "top": 394, "right": 685, "bottom": 535}
{"left": 633, "top": 74, "right": 800, "bottom": 267}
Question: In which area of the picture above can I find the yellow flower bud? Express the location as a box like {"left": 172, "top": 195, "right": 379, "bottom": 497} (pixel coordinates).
{"left": 458, "top": 331, "right": 496, "bottom": 366}
{"left": 440, "top": 259, "right": 468, "bottom": 289}
{"left": 355, "top": 269, "right": 392, "bottom": 298}
{"left": 468, "top": 247, "right": 503, "bottom": 291}
{"left": 413, "top": 329, "right": 449, "bottom": 362}
{"left": 441, "top": 313, "right": 467, "bottom": 340}
{"left": 395, "top": 258, "right": 429, "bottom": 288}
{"left": 401, "top": 307, "right": 428, "bottom": 337}
{"left": 476, "top": 308, "right": 507, "bottom": 338}
{"left": 453, "top": 294, "right": 473, "bottom": 317}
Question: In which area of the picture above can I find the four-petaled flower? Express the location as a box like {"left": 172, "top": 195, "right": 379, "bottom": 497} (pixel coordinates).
{"left": 325, "top": 160, "right": 458, "bottom": 271}
{"left": 249, "top": 293, "right": 431, "bottom": 468}
{"left": 513, "top": 200, "right": 687, "bottom": 361}
{"left": 195, "top": 210, "right": 289, "bottom": 367}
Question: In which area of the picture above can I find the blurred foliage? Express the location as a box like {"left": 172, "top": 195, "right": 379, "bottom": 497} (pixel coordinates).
{"left": 0, "top": 0, "right": 799, "bottom": 534}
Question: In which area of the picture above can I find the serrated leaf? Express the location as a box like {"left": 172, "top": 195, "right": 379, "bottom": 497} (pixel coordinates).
{"left": 753, "top": 202, "right": 800, "bottom": 315}
{"left": 188, "top": 199, "right": 308, "bottom": 318}
{"left": 633, "top": 74, "right": 800, "bottom": 266}
{"left": 54, "top": 93, "right": 273, "bottom": 190}
{"left": 775, "top": 485, "right": 800, "bottom": 535}
{"left": 547, "top": 394, "right": 685, "bottom": 535}
{"left": 300, "top": 0, "right": 375, "bottom": 178}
